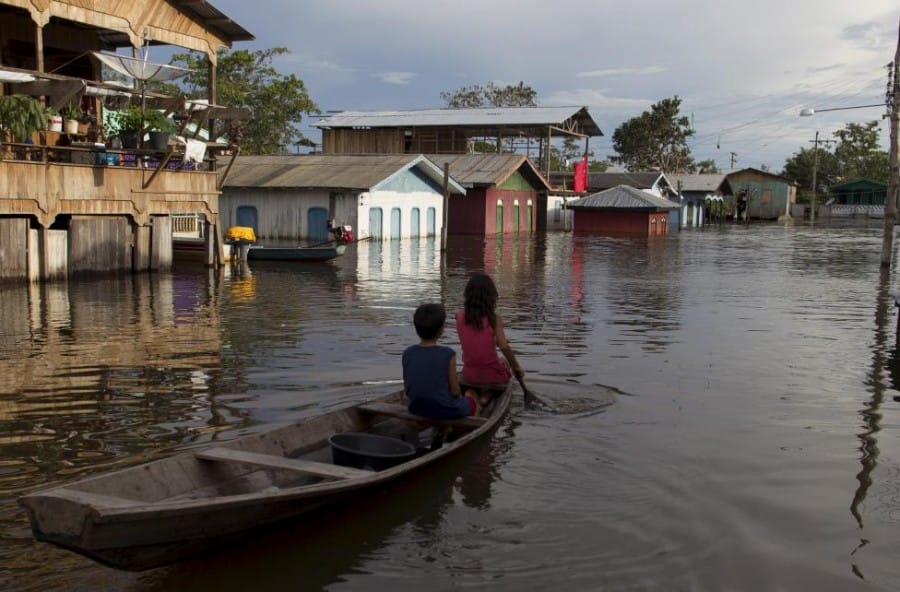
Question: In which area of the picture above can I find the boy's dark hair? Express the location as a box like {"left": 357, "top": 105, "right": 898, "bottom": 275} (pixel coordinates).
{"left": 463, "top": 273, "right": 498, "bottom": 328}
{"left": 413, "top": 303, "right": 446, "bottom": 340}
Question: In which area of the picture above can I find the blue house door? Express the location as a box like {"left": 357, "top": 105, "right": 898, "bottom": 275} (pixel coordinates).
{"left": 410, "top": 207, "right": 420, "bottom": 238}
{"left": 307, "top": 207, "right": 329, "bottom": 242}
{"left": 390, "top": 208, "right": 401, "bottom": 239}
{"left": 236, "top": 206, "right": 258, "bottom": 233}
{"left": 426, "top": 207, "right": 436, "bottom": 236}
{"left": 369, "top": 208, "right": 383, "bottom": 239}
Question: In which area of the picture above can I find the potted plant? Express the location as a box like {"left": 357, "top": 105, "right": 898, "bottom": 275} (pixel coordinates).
{"left": 108, "top": 103, "right": 143, "bottom": 148}
{"left": 0, "top": 94, "right": 49, "bottom": 148}
{"left": 61, "top": 104, "right": 82, "bottom": 134}
{"left": 144, "top": 109, "right": 177, "bottom": 152}
{"left": 46, "top": 105, "right": 62, "bottom": 132}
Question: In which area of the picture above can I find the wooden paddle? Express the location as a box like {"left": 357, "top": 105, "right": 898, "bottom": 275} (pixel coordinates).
{"left": 515, "top": 373, "right": 555, "bottom": 412}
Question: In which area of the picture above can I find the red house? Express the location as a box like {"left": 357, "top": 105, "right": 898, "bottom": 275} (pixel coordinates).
{"left": 567, "top": 185, "right": 677, "bottom": 236}
{"left": 429, "top": 154, "right": 551, "bottom": 236}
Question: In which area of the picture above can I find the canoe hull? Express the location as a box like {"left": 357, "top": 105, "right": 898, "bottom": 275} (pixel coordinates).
{"left": 246, "top": 244, "right": 346, "bottom": 262}
{"left": 19, "top": 386, "right": 511, "bottom": 571}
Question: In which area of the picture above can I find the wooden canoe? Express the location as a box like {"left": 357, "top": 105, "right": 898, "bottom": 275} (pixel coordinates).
{"left": 246, "top": 243, "right": 346, "bottom": 262}
{"left": 18, "top": 384, "right": 511, "bottom": 571}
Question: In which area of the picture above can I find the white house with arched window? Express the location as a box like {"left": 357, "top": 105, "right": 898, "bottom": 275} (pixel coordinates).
{"left": 219, "top": 154, "right": 466, "bottom": 244}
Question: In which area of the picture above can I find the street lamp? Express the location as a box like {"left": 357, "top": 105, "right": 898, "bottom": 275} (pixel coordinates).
{"left": 799, "top": 104, "right": 885, "bottom": 117}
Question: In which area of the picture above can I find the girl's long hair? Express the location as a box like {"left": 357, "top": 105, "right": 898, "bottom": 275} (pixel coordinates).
{"left": 463, "top": 273, "right": 498, "bottom": 328}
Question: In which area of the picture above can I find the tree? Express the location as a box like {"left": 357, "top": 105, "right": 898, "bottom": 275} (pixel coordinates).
{"left": 549, "top": 136, "right": 609, "bottom": 172}
{"left": 611, "top": 96, "right": 695, "bottom": 173}
{"left": 781, "top": 120, "right": 889, "bottom": 193}
{"left": 781, "top": 146, "right": 841, "bottom": 194}
{"left": 441, "top": 81, "right": 537, "bottom": 108}
{"left": 694, "top": 159, "right": 720, "bottom": 174}
{"left": 161, "top": 47, "right": 319, "bottom": 154}
{"left": 832, "top": 121, "right": 889, "bottom": 182}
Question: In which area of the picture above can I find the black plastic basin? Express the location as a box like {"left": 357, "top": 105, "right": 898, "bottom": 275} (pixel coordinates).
{"left": 329, "top": 432, "right": 417, "bottom": 471}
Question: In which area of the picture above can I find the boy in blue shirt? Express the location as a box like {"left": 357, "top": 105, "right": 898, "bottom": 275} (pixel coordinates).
{"left": 402, "top": 303, "right": 479, "bottom": 418}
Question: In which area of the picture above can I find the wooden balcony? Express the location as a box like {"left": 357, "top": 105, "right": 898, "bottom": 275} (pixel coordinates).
{"left": 0, "top": 141, "right": 222, "bottom": 228}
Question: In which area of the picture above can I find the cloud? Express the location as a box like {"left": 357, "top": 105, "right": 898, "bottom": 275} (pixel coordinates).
{"left": 576, "top": 66, "right": 666, "bottom": 79}
{"left": 841, "top": 18, "right": 897, "bottom": 50}
{"left": 376, "top": 71, "right": 417, "bottom": 85}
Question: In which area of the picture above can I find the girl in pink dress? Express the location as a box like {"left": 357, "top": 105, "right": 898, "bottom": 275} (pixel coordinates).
{"left": 456, "top": 273, "right": 524, "bottom": 400}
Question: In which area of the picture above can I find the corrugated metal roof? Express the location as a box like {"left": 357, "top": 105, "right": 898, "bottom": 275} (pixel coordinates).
{"left": 568, "top": 185, "right": 677, "bottom": 210}
{"left": 425, "top": 153, "right": 550, "bottom": 190}
{"left": 667, "top": 174, "right": 728, "bottom": 193}
{"left": 172, "top": 1, "right": 255, "bottom": 42}
{"left": 587, "top": 172, "right": 665, "bottom": 190}
{"left": 316, "top": 106, "right": 603, "bottom": 136}
{"left": 221, "top": 154, "right": 465, "bottom": 193}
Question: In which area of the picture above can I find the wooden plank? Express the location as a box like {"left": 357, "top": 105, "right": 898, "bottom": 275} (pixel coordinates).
{"left": 48, "top": 488, "right": 137, "bottom": 508}
{"left": 358, "top": 402, "right": 487, "bottom": 429}
{"left": 195, "top": 447, "right": 372, "bottom": 480}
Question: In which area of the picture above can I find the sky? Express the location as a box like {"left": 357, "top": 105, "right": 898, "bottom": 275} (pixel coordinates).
{"left": 203, "top": 0, "right": 900, "bottom": 173}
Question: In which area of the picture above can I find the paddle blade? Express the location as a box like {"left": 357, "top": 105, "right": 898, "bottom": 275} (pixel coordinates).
{"left": 517, "top": 376, "right": 555, "bottom": 413}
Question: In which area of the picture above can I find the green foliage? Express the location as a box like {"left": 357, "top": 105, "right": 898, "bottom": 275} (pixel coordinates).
{"left": 106, "top": 103, "right": 142, "bottom": 135}
{"left": 163, "top": 47, "right": 319, "bottom": 154}
{"left": 694, "top": 159, "right": 720, "bottom": 174}
{"left": 781, "top": 121, "right": 888, "bottom": 196}
{"left": 144, "top": 109, "right": 176, "bottom": 134}
{"left": 60, "top": 103, "right": 82, "bottom": 121}
{"left": 832, "top": 121, "right": 889, "bottom": 182}
{"left": 549, "top": 136, "right": 609, "bottom": 174}
{"left": 589, "top": 159, "right": 610, "bottom": 172}
{"left": 611, "top": 96, "right": 695, "bottom": 173}
{"left": 441, "top": 81, "right": 538, "bottom": 108}
{"left": 782, "top": 146, "right": 841, "bottom": 200}
{"left": 0, "top": 94, "right": 49, "bottom": 142}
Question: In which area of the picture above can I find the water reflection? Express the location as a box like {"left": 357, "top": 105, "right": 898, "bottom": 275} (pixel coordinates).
{"left": 0, "top": 271, "right": 243, "bottom": 499}
{"left": 6, "top": 224, "right": 900, "bottom": 591}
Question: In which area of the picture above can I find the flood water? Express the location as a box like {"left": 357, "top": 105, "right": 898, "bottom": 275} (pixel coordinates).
{"left": 3, "top": 221, "right": 900, "bottom": 591}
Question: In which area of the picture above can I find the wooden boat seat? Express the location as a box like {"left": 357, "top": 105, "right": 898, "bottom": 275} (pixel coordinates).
{"left": 196, "top": 447, "right": 372, "bottom": 480}
{"left": 357, "top": 402, "right": 488, "bottom": 429}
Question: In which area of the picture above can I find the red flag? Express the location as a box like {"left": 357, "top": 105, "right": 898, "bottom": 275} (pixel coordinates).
{"left": 573, "top": 154, "right": 588, "bottom": 192}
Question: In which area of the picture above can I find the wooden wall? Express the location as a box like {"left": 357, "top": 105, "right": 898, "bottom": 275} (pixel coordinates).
{"left": 322, "top": 129, "right": 404, "bottom": 154}
{"left": 574, "top": 210, "right": 670, "bottom": 236}
{"left": 0, "top": 218, "right": 27, "bottom": 280}
{"left": 69, "top": 216, "right": 131, "bottom": 275}
{"left": 321, "top": 128, "right": 469, "bottom": 154}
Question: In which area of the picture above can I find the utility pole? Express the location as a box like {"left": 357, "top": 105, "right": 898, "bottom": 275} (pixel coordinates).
{"left": 730, "top": 152, "right": 738, "bottom": 168}
{"left": 881, "top": 20, "right": 900, "bottom": 268}
{"left": 808, "top": 133, "right": 836, "bottom": 223}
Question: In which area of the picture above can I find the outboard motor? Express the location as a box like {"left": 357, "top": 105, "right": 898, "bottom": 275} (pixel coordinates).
{"left": 340, "top": 225, "right": 354, "bottom": 244}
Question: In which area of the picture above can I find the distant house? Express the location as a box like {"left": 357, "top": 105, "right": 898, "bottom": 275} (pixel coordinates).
{"left": 567, "top": 185, "right": 678, "bottom": 236}
{"left": 427, "top": 154, "right": 551, "bottom": 236}
{"left": 219, "top": 154, "right": 466, "bottom": 242}
{"left": 667, "top": 174, "right": 733, "bottom": 227}
{"left": 725, "top": 168, "right": 797, "bottom": 221}
{"left": 825, "top": 179, "right": 887, "bottom": 218}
